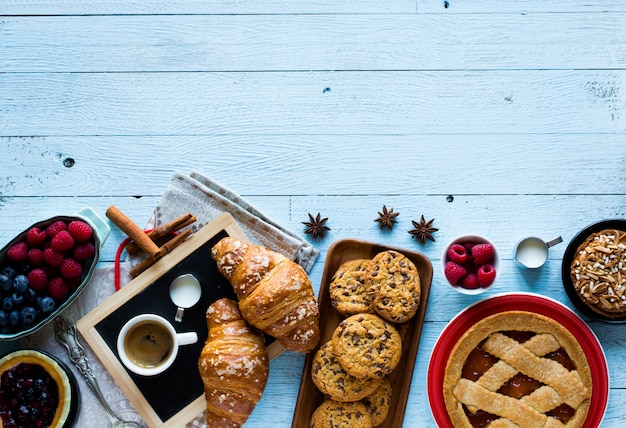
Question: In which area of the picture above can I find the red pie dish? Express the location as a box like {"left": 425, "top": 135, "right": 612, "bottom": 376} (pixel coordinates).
{"left": 427, "top": 293, "right": 609, "bottom": 428}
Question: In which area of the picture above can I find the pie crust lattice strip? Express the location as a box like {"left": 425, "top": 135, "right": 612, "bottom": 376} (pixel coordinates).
{"left": 443, "top": 311, "right": 592, "bottom": 428}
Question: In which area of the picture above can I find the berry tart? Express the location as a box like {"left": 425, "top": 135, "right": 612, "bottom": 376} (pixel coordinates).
{"left": 0, "top": 350, "right": 79, "bottom": 428}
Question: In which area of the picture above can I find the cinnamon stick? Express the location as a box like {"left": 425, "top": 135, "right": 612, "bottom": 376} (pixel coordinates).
{"left": 106, "top": 206, "right": 161, "bottom": 258}
{"left": 129, "top": 229, "right": 192, "bottom": 278}
{"left": 125, "top": 213, "right": 196, "bottom": 255}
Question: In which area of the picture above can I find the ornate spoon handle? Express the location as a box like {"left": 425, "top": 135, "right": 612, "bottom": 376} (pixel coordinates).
{"left": 54, "top": 316, "right": 137, "bottom": 427}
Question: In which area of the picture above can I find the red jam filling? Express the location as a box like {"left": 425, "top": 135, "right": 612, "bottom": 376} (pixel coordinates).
{"left": 461, "top": 331, "right": 577, "bottom": 427}
{"left": 0, "top": 362, "right": 59, "bottom": 428}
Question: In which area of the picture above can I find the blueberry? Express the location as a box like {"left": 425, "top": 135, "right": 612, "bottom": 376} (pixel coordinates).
{"left": 11, "top": 292, "right": 24, "bottom": 306}
{"left": 39, "top": 297, "right": 56, "bottom": 313}
{"left": 0, "top": 274, "right": 11, "bottom": 291}
{"left": 0, "top": 310, "right": 7, "bottom": 327}
{"left": 1, "top": 266, "right": 16, "bottom": 279}
{"left": 0, "top": 326, "right": 11, "bottom": 334}
{"left": 2, "top": 296, "right": 13, "bottom": 311}
{"left": 13, "top": 274, "right": 29, "bottom": 294}
{"left": 23, "top": 288, "right": 37, "bottom": 303}
{"left": 20, "top": 306, "right": 38, "bottom": 327}
{"left": 8, "top": 309, "right": 20, "bottom": 326}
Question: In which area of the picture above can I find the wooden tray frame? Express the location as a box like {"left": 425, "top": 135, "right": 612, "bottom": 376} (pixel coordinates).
{"left": 77, "top": 212, "right": 283, "bottom": 428}
{"left": 291, "top": 238, "right": 433, "bottom": 427}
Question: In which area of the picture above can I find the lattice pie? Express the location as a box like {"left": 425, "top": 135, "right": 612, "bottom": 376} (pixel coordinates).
{"left": 443, "top": 311, "right": 592, "bottom": 427}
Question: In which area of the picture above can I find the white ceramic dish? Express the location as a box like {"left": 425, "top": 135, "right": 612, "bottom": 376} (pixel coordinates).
{"left": 441, "top": 234, "right": 500, "bottom": 295}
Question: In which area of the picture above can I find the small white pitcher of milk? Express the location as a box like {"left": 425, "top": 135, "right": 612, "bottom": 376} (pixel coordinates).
{"left": 514, "top": 236, "right": 563, "bottom": 269}
{"left": 169, "top": 274, "right": 202, "bottom": 322}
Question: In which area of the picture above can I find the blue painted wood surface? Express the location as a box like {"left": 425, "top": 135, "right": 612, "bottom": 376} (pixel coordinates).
{"left": 1, "top": 1, "right": 625, "bottom": 426}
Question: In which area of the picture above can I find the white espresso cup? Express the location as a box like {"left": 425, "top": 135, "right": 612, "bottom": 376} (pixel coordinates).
{"left": 514, "top": 236, "right": 563, "bottom": 269}
{"left": 117, "top": 314, "right": 197, "bottom": 376}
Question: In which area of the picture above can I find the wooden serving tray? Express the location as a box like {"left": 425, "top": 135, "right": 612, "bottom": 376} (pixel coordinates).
{"left": 291, "top": 238, "right": 433, "bottom": 427}
{"left": 77, "top": 213, "right": 282, "bottom": 428}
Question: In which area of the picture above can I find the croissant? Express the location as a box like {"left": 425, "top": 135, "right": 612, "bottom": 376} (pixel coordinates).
{"left": 198, "top": 298, "right": 269, "bottom": 427}
{"left": 211, "top": 236, "right": 320, "bottom": 353}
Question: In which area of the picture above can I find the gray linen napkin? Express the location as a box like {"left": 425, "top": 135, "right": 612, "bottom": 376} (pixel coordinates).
{"left": 130, "top": 170, "right": 319, "bottom": 272}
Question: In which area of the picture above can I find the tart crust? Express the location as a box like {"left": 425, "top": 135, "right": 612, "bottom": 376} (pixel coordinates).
{"left": 443, "top": 311, "right": 592, "bottom": 428}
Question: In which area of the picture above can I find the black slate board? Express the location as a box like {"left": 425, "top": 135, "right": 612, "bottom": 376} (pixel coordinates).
{"left": 77, "top": 213, "right": 281, "bottom": 427}
{"left": 94, "top": 230, "right": 232, "bottom": 421}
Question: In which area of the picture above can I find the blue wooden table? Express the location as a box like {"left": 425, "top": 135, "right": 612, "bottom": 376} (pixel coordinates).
{"left": 1, "top": 1, "right": 625, "bottom": 426}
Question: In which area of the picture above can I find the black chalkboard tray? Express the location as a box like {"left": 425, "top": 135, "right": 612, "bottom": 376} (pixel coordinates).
{"left": 77, "top": 212, "right": 282, "bottom": 428}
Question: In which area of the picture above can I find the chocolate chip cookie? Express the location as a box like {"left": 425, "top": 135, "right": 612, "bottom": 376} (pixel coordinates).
{"left": 365, "top": 250, "right": 420, "bottom": 323}
{"left": 329, "top": 258, "right": 374, "bottom": 316}
{"left": 311, "top": 341, "right": 382, "bottom": 402}
{"left": 362, "top": 377, "right": 392, "bottom": 427}
{"left": 332, "top": 313, "right": 402, "bottom": 379}
{"left": 309, "top": 399, "right": 373, "bottom": 428}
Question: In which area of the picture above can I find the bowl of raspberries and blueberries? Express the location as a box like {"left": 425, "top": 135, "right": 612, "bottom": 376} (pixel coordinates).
{"left": 0, "top": 208, "right": 109, "bottom": 341}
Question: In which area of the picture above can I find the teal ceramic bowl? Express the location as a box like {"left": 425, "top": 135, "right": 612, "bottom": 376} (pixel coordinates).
{"left": 0, "top": 208, "right": 109, "bottom": 340}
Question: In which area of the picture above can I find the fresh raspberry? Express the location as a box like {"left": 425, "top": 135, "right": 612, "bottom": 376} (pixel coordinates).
{"left": 28, "top": 268, "right": 48, "bottom": 291}
{"left": 46, "top": 220, "right": 67, "bottom": 238}
{"left": 42, "top": 264, "right": 60, "bottom": 279}
{"left": 51, "top": 231, "right": 75, "bottom": 252}
{"left": 444, "top": 261, "right": 467, "bottom": 285}
{"left": 66, "top": 276, "right": 81, "bottom": 291}
{"left": 26, "top": 227, "right": 48, "bottom": 247}
{"left": 60, "top": 258, "right": 82, "bottom": 279}
{"left": 7, "top": 242, "right": 29, "bottom": 262}
{"left": 472, "top": 243, "right": 495, "bottom": 265}
{"left": 27, "top": 248, "right": 44, "bottom": 267}
{"left": 73, "top": 242, "right": 96, "bottom": 261}
{"left": 43, "top": 248, "right": 65, "bottom": 267}
{"left": 477, "top": 264, "right": 496, "bottom": 287}
{"left": 461, "top": 273, "right": 480, "bottom": 289}
{"left": 48, "top": 277, "right": 69, "bottom": 300}
{"left": 447, "top": 244, "right": 468, "bottom": 264}
{"left": 68, "top": 220, "right": 93, "bottom": 242}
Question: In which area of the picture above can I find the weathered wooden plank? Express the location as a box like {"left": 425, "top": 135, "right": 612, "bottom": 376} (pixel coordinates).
{"left": 1, "top": 0, "right": 625, "bottom": 15}
{"left": 1, "top": 136, "right": 625, "bottom": 197}
{"left": 1, "top": 192, "right": 623, "bottom": 268}
{"left": 0, "top": 0, "right": 418, "bottom": 15}
{"left": 2, "top": 13, "right": 625, "bottom": 72}
{"left": 1, "top": 71, "right": 625, "bottom": 137}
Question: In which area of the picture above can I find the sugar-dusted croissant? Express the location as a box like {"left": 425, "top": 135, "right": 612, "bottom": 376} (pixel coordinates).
{"left": 198, "top": 298, "right": 269, "bottom": 427}
{"left": 211, "top": 236, "right": 320, "bottom": 353}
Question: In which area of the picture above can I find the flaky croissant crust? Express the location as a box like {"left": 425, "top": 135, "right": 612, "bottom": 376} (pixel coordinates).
{"left": 211, "top": 237, "right": 320, "bottom": 353}
{"left": 199, "top": 298, "right": 269, "bottom": 427}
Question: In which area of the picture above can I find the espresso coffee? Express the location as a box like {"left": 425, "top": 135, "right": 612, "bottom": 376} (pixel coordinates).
{"left": 124, "top": 320, "right": 173, "bottom": 368}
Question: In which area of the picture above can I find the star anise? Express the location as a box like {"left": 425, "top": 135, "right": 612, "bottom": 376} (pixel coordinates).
{"left": 374, "top": 205, "right": 399, "bottom": 230}
{"left": 302, "top": 213, "right": 330, "bottom": 239}
{"left": 408, "top": 215, "right": 438, "bottom": 244}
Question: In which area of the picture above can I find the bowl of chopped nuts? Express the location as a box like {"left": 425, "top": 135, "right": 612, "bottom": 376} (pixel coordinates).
{"left": 562, "top": 219, "right": 626, "bottom": 323}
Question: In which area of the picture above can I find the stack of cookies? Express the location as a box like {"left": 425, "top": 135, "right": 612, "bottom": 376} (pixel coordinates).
{"left": 309, "top": 250, "right": 421, "bottom": 427}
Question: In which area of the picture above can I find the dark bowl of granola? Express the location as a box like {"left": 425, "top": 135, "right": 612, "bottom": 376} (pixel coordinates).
{"left": 562, "top": 219, "right": 626, "bottom": 323}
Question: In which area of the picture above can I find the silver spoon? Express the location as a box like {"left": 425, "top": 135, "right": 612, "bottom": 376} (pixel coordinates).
{"left": 54, "top": 316, "right": 144, "bottom": 428}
